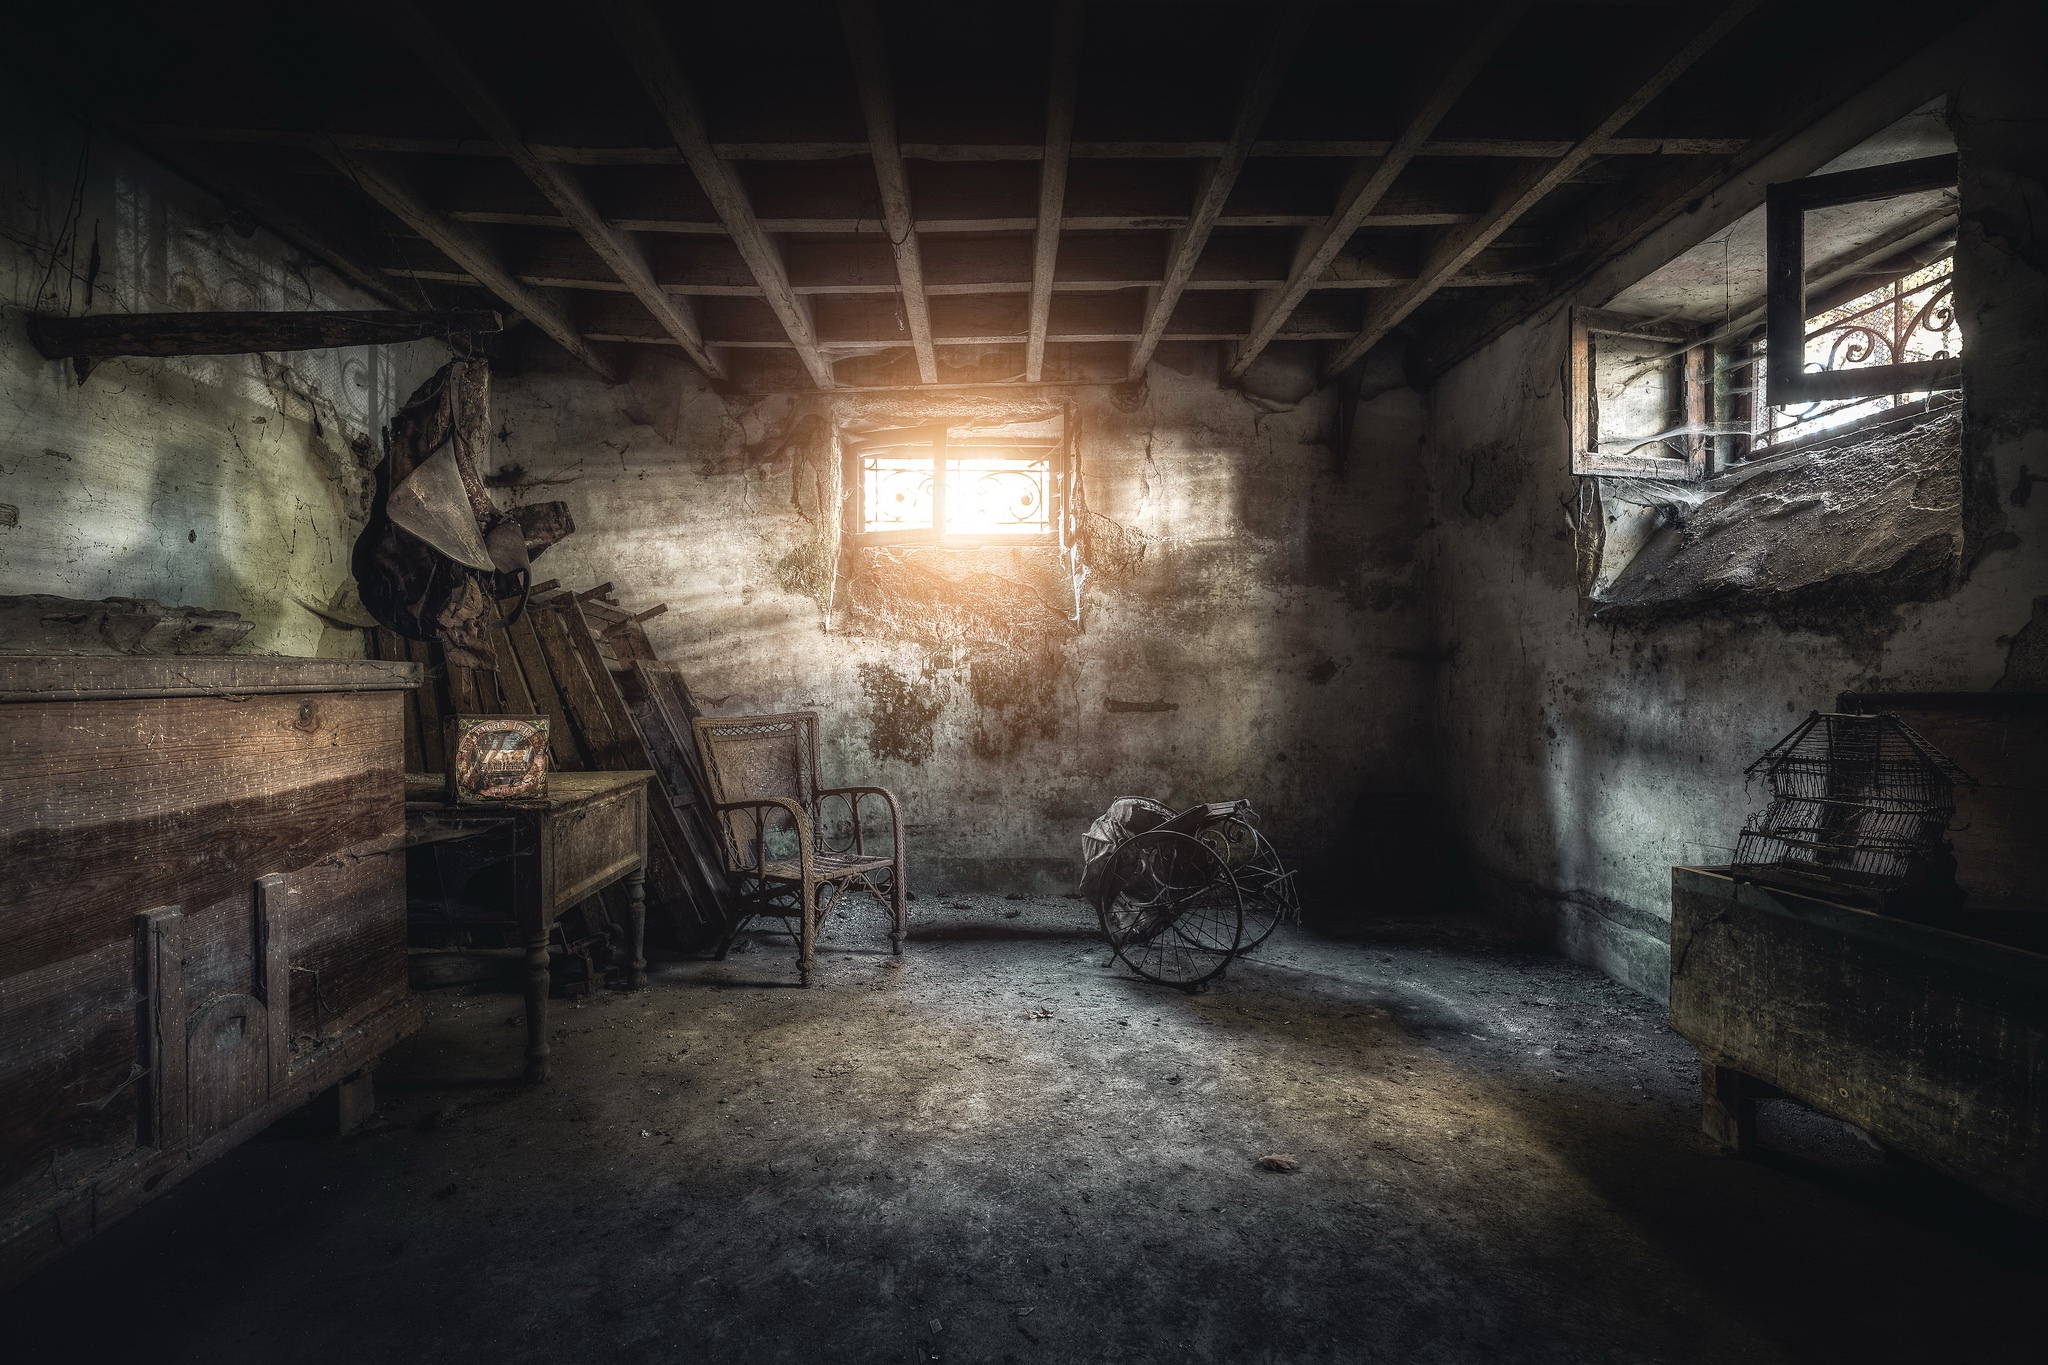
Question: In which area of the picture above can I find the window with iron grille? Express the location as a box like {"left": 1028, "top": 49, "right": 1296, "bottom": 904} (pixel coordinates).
{"left": 1748, "top": 251, "right": 1960, "bottom": 452}
{"left": 847, "top": 426, "right": 1061, "bottom": 546}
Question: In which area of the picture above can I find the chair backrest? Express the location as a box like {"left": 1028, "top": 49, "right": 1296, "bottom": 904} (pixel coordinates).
{"left": 691, "top": 712, "right": 824, "bottom": 863}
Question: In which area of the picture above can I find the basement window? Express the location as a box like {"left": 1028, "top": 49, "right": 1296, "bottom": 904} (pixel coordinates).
{"left": 847, "top": 426, "right": 1062, "bottom": 546}
{"left": 1756, "top": 153, "right": 1962, "bottom": 452}
{"left": 1567, "top": 308, "right": 1709, "bottom": 480}
{"left": 1749, "top": 251, "right": 1960, "bottom": 451}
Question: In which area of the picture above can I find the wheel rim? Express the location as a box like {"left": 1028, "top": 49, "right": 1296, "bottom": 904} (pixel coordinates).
{"left": 1098, "top": 830, "right": 1244, "bottom": 988}
{"left": 1201, "top": 818, "right": 1297, "bottom": 950}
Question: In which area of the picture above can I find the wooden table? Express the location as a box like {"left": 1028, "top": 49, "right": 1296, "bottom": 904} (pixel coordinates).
{"left": 405, "top": 771, "right": 653, "bottom": 1081}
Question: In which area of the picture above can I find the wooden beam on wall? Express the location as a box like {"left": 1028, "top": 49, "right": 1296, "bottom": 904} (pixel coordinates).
{"left": 1025, "top": 0, "right": 1087, "bottom": 384}
{"left": 6, "top": 35, "right": 418, "bottom": 313}
{"left": 320, "top": 144, "right": 618, "bottom": 380}
{"left": 600, "top": 0, "right": 835, "bottom": 388}
{"left": 396, "top": 2, "right": 722, "bottom": 381}
{"left": 26, "top": 309, "right": 502, "bottom": 359}
{"left": 1319, "top": 0, "right": 1765, "bottom": 380}
{"left": 839, "top": 0, "right": 938, "bottom": 384}
{"left": 1127, "top": 2, "right": 1313, "bottom": 380}
{"left": 1227, "top": 0, "right": 1525, "bottom": 380}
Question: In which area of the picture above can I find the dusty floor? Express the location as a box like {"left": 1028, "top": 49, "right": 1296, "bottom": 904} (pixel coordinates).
{"left": 8, "top": 896, "right": 2041, "bottom": 1363}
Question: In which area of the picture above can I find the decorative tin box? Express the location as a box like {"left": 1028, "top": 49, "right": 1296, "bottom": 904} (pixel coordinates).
{"left": 446, "top": 714, "right": 550, "bottom": 802}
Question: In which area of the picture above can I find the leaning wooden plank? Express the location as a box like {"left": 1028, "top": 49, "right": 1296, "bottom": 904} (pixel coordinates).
{"left": 406, "top": 638, "right": 447, "bottom": 772}
{"left": 484, "top": 612, "right": 538, "bottom": 716}
{"left": 371, "top": 628, "right": 427, "bottom": 772}
{"left": 505, "top": 609, "right": 587, "bottom": 768}
{"left": 623, "top": 660, "right": 737, "bottom": 922}
{"left": 529, "top": 601, "right": 703, "bottom": 931}
{"left": 529, "top": 603, "right": 633, "bottom": 769}
{"left": 549, "top": 600, "right": 713, "bottom": 929}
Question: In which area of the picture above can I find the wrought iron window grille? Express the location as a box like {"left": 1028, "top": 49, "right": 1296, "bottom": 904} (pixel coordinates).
{"left": 843, "top": 423, "right": 1065, "bottom": 547}
{"left": 1764, "top": 154, "right": 1962, "bottom": 409}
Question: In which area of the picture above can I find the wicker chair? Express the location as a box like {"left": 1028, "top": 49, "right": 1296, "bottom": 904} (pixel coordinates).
{"left": 690, "top": 711, "right": 906, "bottom": 984}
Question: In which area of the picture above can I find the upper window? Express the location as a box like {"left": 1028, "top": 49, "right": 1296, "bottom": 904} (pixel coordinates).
{"left": 847, "top": 426, "right": 1062, "bottom": 546}
{"left": 1753, "top": 251, "right": 1959, "bottom": 449}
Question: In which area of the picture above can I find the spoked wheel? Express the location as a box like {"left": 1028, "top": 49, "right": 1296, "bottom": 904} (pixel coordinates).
{"left": 1098, "top": 829, "right": 1244, "bottom": 989}
{"left": 1198, "top": 816, "right": 1299, "bottom": 951}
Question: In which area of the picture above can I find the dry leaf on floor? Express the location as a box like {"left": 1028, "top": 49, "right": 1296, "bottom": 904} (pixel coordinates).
{"left": 1257, "top": 1154, "right": 1299, "bottom": 1173}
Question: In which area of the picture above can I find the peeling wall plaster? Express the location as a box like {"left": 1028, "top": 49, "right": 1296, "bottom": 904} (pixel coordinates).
{"left": 1422, "top": 18, "right": 2048, "bottom": 999}
{"left": 485, "top": 348, "right": 1436, "bottom": 892}
{"left": 0, "top": 97, "right": 445, "bottom": 656}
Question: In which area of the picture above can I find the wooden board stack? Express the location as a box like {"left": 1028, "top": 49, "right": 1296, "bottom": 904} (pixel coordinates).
{"left": 365, "top": 583, "right": 736, "bottom": 947}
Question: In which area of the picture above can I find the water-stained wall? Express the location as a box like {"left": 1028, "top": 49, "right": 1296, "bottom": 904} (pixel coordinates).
{"left": 0, "top": 95, "right": 445, "bottom": 656}
{"left": 486, "top": 348, "right": 1434, "bottom": 891}
{"left": 1420, "top": 17, "right": 2048, "bottom": 997}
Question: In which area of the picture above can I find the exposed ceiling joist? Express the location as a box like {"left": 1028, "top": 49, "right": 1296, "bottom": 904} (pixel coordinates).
{"left": 396, "top": 1, "right": 719, "bottom": 380}
{"left": 1127, "top": 1, "right": 1313, "bottom": 380}
{"left": 1025, "top": 0, "right": 1086, "bottom": 384}
{"left": 139, "top": 125, "right": 1753, "bottom": 165}
{"left": 1320, "top": 0, "right": 1766, "bottom": 380}
{"left": 600, "top": 0, "right": 834, "bottom": 388}
{"left": 320, "top": 144, "right": 617, "bottom": 380}
{"left": 1410, "top": 0, "right": 1999, "bottom": 380}
{"left": 1228, "top": 0, "right": 1527, "bottom": 380}
{"left": 839, "top": 0, "right": 938, "bottom": 384}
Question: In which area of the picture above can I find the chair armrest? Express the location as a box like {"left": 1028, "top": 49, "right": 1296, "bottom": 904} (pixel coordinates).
{"left": 815, "top": 786, "right": 903, "bottom": 859}
{"left": 817, "top": 785, "right": 899, "bottom": 805}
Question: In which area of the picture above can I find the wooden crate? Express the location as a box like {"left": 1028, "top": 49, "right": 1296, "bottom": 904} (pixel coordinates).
{"left": 1670, "top": 866, "right": 2048, "bottom": 1220}
{"left": 0, "top": 656, "right": 425, "bottom": 1287}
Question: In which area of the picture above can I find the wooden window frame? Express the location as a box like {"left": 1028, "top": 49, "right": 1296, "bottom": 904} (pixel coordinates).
{"left": 1568, "top": 307, "right": 1710, "bottom": 480}
{"left": 1765, "top": 153, "right": 1962, "bottom": 407}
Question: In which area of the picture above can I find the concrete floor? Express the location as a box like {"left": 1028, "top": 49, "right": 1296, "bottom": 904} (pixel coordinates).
{"left": 9, "top": 895, "right": 2041, "bottom": 1363}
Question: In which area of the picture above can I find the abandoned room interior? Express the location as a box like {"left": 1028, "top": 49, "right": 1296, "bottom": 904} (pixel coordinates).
{"left": 2, "top": 0, "right": 2045, "bottom": 1359}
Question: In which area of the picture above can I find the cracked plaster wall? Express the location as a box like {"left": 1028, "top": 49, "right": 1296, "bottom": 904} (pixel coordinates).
{"left": 0, "top": 95, "right": 446, "bottom": 656}
{"left": 486, "top": 347, "right": 1434, "bottom": 893}
{"left": 1421, "top": 15, "right": 2048, "bottom": 999}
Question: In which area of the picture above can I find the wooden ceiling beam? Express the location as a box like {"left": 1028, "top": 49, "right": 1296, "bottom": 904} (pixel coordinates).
{"left": 143, "top": 125, "right": 1750, "bottom": 164}
{"left": 1127, "top": 1, "right": 1314, "bottom": 380}
{"left": 384, "top": 260, "right": 1541, "bottom": 297}
{"left": 395, "top": 2, "right": 719, "bottom": 380}
{"left": 320, "top": 144, "right": 617, "bottom": 380}
{"left": 838, "top": 0, "right": 938, "bottom": 384}
{"left": 600, "top": 0, "right": 835, "bottom": 388}
{"left": 1228, "top": 0, "right": 1526, "bottom": 380}
{"left": 442, "top": 208, "right": 1481, "bottom": 234}
{"left": 1026, "top": 0, "right": 1087, "bottom": 383}
{"left": 1319, "top": 0, "right": 1765, "bottom": 380}
{"left": 1409, "top": 0, "right": 1997, "bottom": 381}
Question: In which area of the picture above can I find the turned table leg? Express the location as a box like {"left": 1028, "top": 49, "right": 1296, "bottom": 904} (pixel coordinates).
{"left": 524, "top": 921, "right": 551, "bottom": 1084}
{"left": 627, "top": 867, "right": 647, "bottom": 990}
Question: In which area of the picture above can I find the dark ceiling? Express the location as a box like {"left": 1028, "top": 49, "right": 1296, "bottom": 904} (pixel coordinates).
{"left": 11, "top": 0, "right": 1986, "bottom": 391}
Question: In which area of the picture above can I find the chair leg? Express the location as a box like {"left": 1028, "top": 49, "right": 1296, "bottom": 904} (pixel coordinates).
{"left": 890, "top": 860, "right": 907, "bottom": 955}
{"left": 798, "top": 882, "right": 818, "bottom": 986}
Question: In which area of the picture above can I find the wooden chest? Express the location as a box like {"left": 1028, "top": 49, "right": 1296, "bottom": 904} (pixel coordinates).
{"left": 0, "top": 656, "right": 424, "bottom": 1287}
{"left": 1670, "top": 866, "right": 2048, "bottom": 1220}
